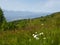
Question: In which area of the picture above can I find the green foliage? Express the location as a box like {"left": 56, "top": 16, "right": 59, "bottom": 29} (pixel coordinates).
{"left": 0, "top": 8, "right": 7, "bottom": 31}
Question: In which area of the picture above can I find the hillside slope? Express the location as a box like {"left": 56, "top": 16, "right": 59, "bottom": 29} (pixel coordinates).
{"left": 6, "top": 12, "right": 60, "bottom": 31}
{"left": 0, "top": 12, "right": 60, "bottom": 45}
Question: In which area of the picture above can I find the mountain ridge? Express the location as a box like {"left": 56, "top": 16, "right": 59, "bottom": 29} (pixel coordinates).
{"left": 4, "top": 10, "right": 51, "bottom": 22}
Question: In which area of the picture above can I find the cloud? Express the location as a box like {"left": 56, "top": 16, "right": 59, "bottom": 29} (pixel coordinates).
{"left": 41, "top": 0, "right": 60, "bottom": 12}
{"left": 0, "top": 0, "right": 60, "bottom": 12}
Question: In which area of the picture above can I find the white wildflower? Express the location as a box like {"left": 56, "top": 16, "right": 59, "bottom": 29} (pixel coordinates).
{"left": 32, "top": 34, "right": 35, "bottom": 36}
{"left": 41, "top": 32, "right": 44, "bottom": 35}
{"left": 35, "top": 37, "right": 39, "bottom": 40}
{"left": 39, "top": 32, "right": 44, "bottom": 35}
{"left": 34, "top": 35, "right": 38, "bottom": 38}
{"left": 32, "top": 32, "right": 40, "bottom": 40}
{"left": 43, "top": 37, "right": 46, "bottom": 40}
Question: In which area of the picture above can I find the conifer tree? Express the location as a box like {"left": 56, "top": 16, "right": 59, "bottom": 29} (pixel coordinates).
{"left": 0, "top": 8, "right": 7, "bottom": 31}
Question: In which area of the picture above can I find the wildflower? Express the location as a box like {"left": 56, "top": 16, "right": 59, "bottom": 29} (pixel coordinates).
{"left": 34, "top": 35, "right": 38, "bottom": 38}
{"left": 39, "top": 32, "right": 44, "bottom": 35}
{"left": 32, "top": 34, "right": 35, "bottom": 36}
{"left": 32, "top": 33, "right": 39, "bottom": 39}
{"left": 41, "top": 32, "right": 44, "bottom": 35}
{"left": 43, "top": 37, "right": 46, "bottom": 40}
{"left": 35, "top": 37, "right": 39, "bottom": 40}
{"left": 32, "top": 34, "right": 38, "bottom": 38}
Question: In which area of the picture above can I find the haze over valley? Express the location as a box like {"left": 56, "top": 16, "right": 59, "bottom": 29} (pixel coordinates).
{"left": 4, "top": 10, "right": 51, "bottom": 21}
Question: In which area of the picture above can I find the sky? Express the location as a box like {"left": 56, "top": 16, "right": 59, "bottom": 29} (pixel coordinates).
{"left": 0, "top": 0, "right": 60, "bottom": 12}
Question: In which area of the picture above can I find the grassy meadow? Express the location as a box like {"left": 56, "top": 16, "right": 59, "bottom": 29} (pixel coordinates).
{"left": 0, "top": 27, "right": 60, "bottom": 45}
{"left": 0, "top": 8, "right": 60, "bottom": 45}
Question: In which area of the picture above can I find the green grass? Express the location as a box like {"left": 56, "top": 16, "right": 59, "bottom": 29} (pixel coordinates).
{"left": 0, "top": 28, "right": 60, "bottom": 45}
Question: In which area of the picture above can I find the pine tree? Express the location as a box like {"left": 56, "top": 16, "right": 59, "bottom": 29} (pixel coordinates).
{"left": 0, "top": 8, "right": 7, "bottom": 31}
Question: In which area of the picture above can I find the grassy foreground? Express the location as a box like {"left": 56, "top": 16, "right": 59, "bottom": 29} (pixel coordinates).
{"left": 0, "top": 28, "right": 60, "bottom": 45}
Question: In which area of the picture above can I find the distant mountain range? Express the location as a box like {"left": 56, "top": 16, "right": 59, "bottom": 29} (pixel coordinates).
{"left": 4, "top": 10, "right": 52, "bottom": 22}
